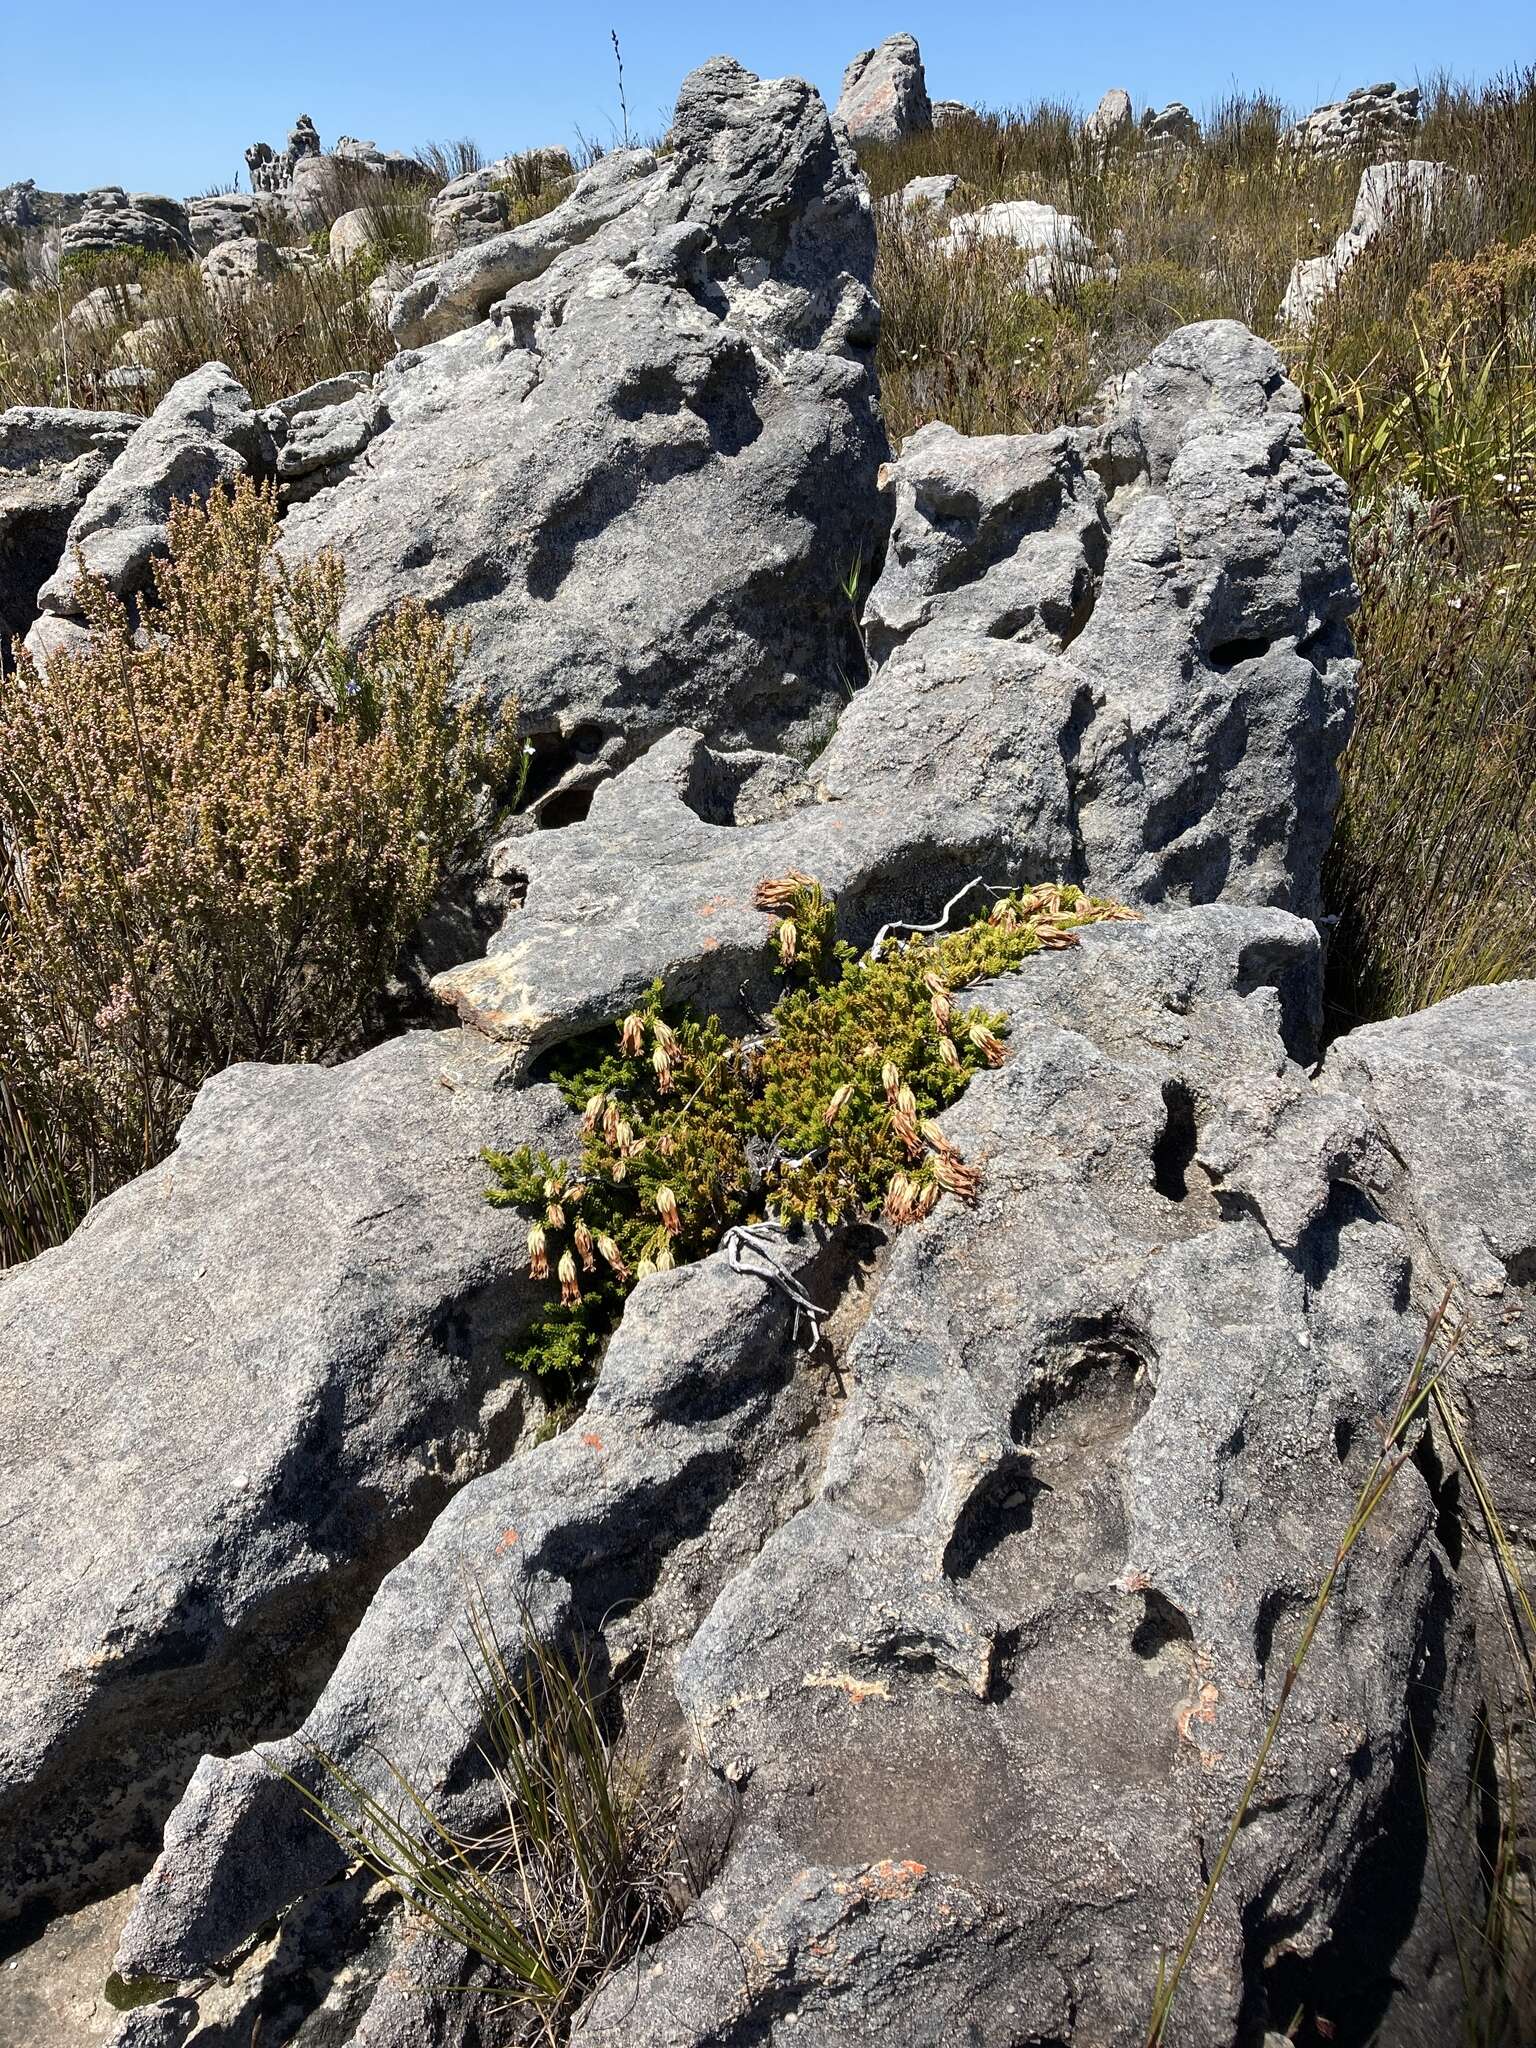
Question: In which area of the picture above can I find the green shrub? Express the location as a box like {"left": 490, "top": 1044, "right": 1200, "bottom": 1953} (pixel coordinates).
{"left": 0, "top": 477, "right": 519, "bottom": 1259}
{"left": 486, "top": 884, "right": 1133, "bottom": 1389}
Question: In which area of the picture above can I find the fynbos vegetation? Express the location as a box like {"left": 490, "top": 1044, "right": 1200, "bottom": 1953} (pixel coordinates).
{"left": 0, "top": 477, "right": 517, "bottom": 1262}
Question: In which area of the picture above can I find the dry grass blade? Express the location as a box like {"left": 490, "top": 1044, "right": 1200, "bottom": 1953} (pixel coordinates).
{"left": 1144, "top": 1291, "right": 1459, "bottom": 2047}
{"left": 290, "top": 1590, "right": 678, "bottom": 2041}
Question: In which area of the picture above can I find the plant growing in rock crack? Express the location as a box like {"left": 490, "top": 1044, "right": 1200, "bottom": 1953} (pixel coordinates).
{"left": 486, "top": 881, "right": 1133, "bottom": 1388}
{"left": 292, "top": 1590, "right": 680, "bottom": 2043}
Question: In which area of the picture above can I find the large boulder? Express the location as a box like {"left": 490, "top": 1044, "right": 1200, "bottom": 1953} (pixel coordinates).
{"left": 282, "top": 58, "right": 884, "bottom": 765}
{"left": 1285, "top": 81, "right": 1422, "bottom": 155}
{"left": 0, "top": 405, "right": 139, "bottom": 653}
{"left": 834, "top": 32, "right": 933, "bottom": 145}
{"left": 0, "top": 179, "right": 90, "bottom": 232}
{"left": 183, "top": 191, "right": 269, "bottom": 254}
{"left": 1142, "top": 101, "right": 1200, "bottom": 147}
{"left": 429, "top": 320, "right": 1355, "bottom": 1068}
{"left": 1281, "top": 158, "right": 1478, "bottom": 330}
{"left": 59, "top": 190, "right": 193, "bottom": 262}
{"left": 117, "top": 910, "right": 1484, "bottom": 2048}
{"left": 35, "top": 362, "right": 274, "bottom": 618}
{"left": 1085, "top": 87, "right": 1135, "bottom": 145}
{"left": 0, "top": 1028, "right": 574, "bottom": 1918}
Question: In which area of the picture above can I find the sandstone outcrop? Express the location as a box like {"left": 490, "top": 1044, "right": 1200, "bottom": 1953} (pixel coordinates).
{"left": 1285, "top": 81, "right": 1422, "bottom": 155}
{"left": 834, "top": 33, "right": 933, "bottom": 144}
{"left": 1281, "top": 158, "right": 1478, "bottom": 329}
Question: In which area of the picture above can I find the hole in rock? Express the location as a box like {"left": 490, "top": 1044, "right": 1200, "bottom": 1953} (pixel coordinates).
{"left": 1333, "top": 1415, "right": 1354, "bottom": 1462}
{"left": 942, "top": 1456, "right": 1039, "bottom": 1578}
{"left": 1010, "top": 1313, "right": 1154, "bottom": 1447}
{"left": 1207, "top": 634, "right": 1271, "bottom": 671}
{"left": 1131, "top": 1588, "right": 1194, "bottom": 1661}
{"left": 1254, "top": 1584, "right": 1307, "bottom": 1675}
{"left": 1505, "top": 1246, "right": 1536, "bottom": 1290}
{"left": 1152, "top": 1080, "right": 1198, "bottom": 1202}
{"left": 536, "top": 786, "right": 595, "bottom": 829}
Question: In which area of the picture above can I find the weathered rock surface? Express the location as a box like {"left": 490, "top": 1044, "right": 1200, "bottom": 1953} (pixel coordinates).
{"left": 1281, "top": 158, "right": 1478, "bottom": 330}
{"left": 0, "top": 405, "right": 138, "bottom": 649}
{"left": 938, "top": 196, "right": 1102, "bottom": 292}
{"left": 570, "top": 910, "right": 1481, "bottom": 2048}
{"left": 0, "top": 178, "right": 91, "bottom": 232}
{"left": 184, "top": 191, "right": 268, "bottom": 253}
{"left": 199, "top": 234, "right": 285, "bottom": 293}
{"left": 1142, "top": 100, "right": 1200, "bottom": 146}
{"left": 1085, "top": 86, "right": 1135, "bottom": 145}
{"left": 36, "top": 362, "right": 273, "bottom": 617}
{"left": 434, "top": 320, "right": 1355, "bottom": 1066}
{"left": 0, "top": 1028, "right": 573, "bottom": 1918}
{"left": 282, "top": 59, "right": 883, "bottom": 763}
{"left": 426, "top": 150, "right": 577, "bottom": 252}
{"left": 60, "top": 190, "right": 193, "bottom": 262}
{"left": 834, "top": 32, "right": 932, "bottom": 145}
{"left": 895, "top": 171, "right": 961, "bottom": 216}
{"left": 1285, "top": 81, "right": 1422, "bottom": 155}
{"left": 121, "top": 909, "right": 1484, "bottom": 2048}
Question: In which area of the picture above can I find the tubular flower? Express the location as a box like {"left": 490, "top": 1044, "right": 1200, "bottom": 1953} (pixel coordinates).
{"left": 968, "top": 1021, "right": 1007, "bottom": 1065}
{"left": 652, "top": 1043, "right": 674, "bottom": 1092}
{"left": 656, "top": 1186, "right": 681, "bottom": 1234}
{"left": 558, "top": 1250, "right": 581, "bottom": 1306}
{"left": 930, "top": 993, "right": 952, "bottom": 1030}
{"left": 895, "top": 1082, "right": 918, "bottom": 1120}
{"left": 882, "top": 1061, "right": 902, "bottom": 1101}
{"left": 935, "top": 1153, "right": 982, "bottom": 1201}
{"left": 777, "top": 917, "right": 798, "bottom": 968}
{"left": 754, "top": 869, "right": 817, "bottom": 910}
{"left": 911, "top": 1177, "right": 941, "bottom": 1219}
{"left": 573, "top": 1217, "right": 596, "bottom": 1272}
{"left": 620, "top": 1012, "right": 645, "bottom": 1057}
{"left": 937, "top": 1035, "right": 961, "bottom": 1069}
{"left": 653, "top": 1019, "right": 679, "bottom": 1056}
{"left": 526, "top": 1223, "right": 549, "bottom": 1281}
{"left": 582, "top": 1092, "right": 608, "bottom": 1132}
{"left": 920, "top": 1119, "right": 958, "bottom": 1158}
{"left": 545, "top": 1200, "right": 566, "bottom": 1230}
{"left": 654, "top": 1241, "right": 677, "bottom": 1273}
{"left": 597, "top": 1234, "right": 630, "bottom": 1280}
{"left": 823, "top": 1083, "right": 855, "bottom": 1126}
{"left": 891, "top": 1109, "right": 922, "bottom": 1155}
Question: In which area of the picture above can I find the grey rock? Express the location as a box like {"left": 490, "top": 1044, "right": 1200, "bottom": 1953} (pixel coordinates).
{"left": 389, "top": 147, "right": 658, "bottom": 345}
{"left": 432, "top": 322, "right": 1354, "bottom": 1066}
{"left": 60, "top": 190, "right": 193, "bottom": 262}
{"left": 1281, "top": 159, "right": 1479, "bottom": 330}
{"left": 1285, "top": 81, "right": 1422, "bottom": 155}
{"left": 938, "top": 197, "right": 1095, "bottom": 279}
{"left": 834, "top": 33, "right": 933, "bottom": 146}
{"left": 64, "top": 278, "right": 145, "bottom": 339}
{"left": 896, "top": 172, "right": 961, "bottom": 216}
{"left": 199, "top": 234, "right": 284, "bottom": 293}
{"left": 0, "top": 178, "right": 90, "bottom": 232}
{"left": 1085, "top": 87, "right": 1135, "bottom": 145}
{"left": 121, "top": 911, "right": 1481, "bottom": 2048}
{"left": 932, "top": 99, "right": 975, "bottom": 126}
{"left": 37, "top": 362, "right": 274, "bottom": 617}
{"left": 0, "top": 1028, "right": 574, "bottom": 1919}
{"left": 183, "top": 191, "right": 268, "bottom": 254}
{"left": 426, "top": 150, "right": 578, "bottom": 253}
{"left": 116, "top": 1220, "right": 846, "bottom": 1982}
{"left": 1141, "top": 100, "right": 1200, "bottom": 147}
{"left": 0, "top": 405, "right": 138, "bottom": 647}
{"left": 258, "top": 371, "right": 385, "bottom": 497}
{"left": 1322, "top": 981, "right": 1536, "bottom": 1302}
{"left": 282, "top": 59, "right": 882, "bottom": 766}
{"left": 105, "top": 2000, "right": 198, "bottom": 2048}
{"left": 328, "top": 207, "right": 375, "bottom": 265}
{"left": 573, "top": 907, "right": 1478, "bottom": 2047}
{"left": 246, "top": 114, "right": 322, "bottom": 195}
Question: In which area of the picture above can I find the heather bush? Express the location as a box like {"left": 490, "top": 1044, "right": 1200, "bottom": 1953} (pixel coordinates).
{"left": 0, "top": 478, "right": 519, "bottom": 1258}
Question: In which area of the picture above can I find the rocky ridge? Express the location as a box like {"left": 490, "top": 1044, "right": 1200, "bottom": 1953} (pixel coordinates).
{"left": 0, "top": 40, "right": 1532, "bottom": 2048}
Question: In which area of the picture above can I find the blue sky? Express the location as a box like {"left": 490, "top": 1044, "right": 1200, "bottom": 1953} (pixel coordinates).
{"left": 5, "top": 2, "right": 1533, "bottom": 197}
